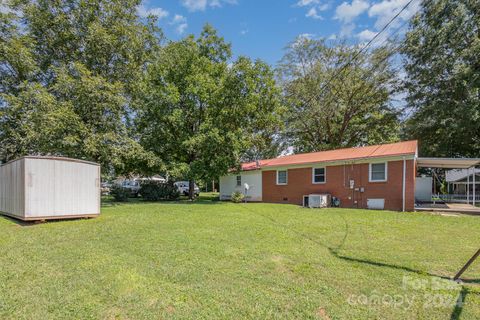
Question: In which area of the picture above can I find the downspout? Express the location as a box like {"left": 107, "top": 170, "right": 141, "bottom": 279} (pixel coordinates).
{"left": 402, "top": 156, "right": 406, "bottom": 212}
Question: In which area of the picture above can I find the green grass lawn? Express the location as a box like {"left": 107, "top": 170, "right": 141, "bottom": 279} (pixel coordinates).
{"left": 0, "top": 194, "right": 479, "bottom": 319}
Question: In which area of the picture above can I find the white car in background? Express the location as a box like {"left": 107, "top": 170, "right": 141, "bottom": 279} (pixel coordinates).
{"left": 120, "top": 176, "right": 166, "bottom": 196}
{"left": 121, "top": 179, "right": 141, "bottom": 196}
{"left": 174, "top": 181, "right": 200, "bottom": 196}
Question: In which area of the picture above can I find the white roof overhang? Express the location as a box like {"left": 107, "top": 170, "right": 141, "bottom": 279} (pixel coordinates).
{"left": 417, "top": 158, "right": 480, "bottom": 169}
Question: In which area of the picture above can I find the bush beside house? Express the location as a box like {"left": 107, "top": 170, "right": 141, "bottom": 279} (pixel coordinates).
{"left": 231, "top": 191, "right": 244, "bottom": 203}
{"left": 139, "top": 181, "right": 180, "bottom": 201}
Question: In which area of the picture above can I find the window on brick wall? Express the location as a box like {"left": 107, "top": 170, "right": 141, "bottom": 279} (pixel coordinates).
{"left": 276, "top": 170, "right": 287, "bottom": 185}
{"left": 369, "top": 162, "right": 387, "bottom": 182}
{"left": 312, "top": 167, "right": 326, "bottom": 184}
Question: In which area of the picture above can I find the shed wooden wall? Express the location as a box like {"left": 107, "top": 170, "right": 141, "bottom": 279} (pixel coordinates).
{"left": 0, "top": 158, "right": 25, "bottom": 218}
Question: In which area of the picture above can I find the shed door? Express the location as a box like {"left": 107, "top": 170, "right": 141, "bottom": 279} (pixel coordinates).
{"left": 25, "top": 159, "right": 55, "bottom": 217}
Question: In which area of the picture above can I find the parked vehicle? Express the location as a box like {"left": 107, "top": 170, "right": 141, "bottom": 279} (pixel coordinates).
{"left": 101, "top": 182, "right": 112, "bottom": 195}
{"left": 174, "top": 181, "right": 200, "bottom": 196}
{"left": 121, "top": 179, "right": 141, "bottom": 196}
{"left": 118, "top": 176, "right": 167, "bottom": 197}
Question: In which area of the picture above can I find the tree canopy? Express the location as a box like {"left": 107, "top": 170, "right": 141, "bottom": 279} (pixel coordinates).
{"left": 401, "top": 0, "right": 480, "bottom": 157}
{"left": 0, "top": 0, "right": 478, "bottom": 185}
{"left": 136, "top": 25, "right": 283, "bottom": 197}
{"left": 277, "top": 37, "right": 400, "bottom": 153}
{"left": 0, "top": 0, "right": 161, "bottom": 173}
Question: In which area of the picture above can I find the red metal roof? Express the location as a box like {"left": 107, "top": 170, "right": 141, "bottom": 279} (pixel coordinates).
{"left": 241, "top": 140, "right": 418, "bottom": 171}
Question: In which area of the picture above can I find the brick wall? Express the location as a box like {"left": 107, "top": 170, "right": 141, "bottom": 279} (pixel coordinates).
{"left": 261, "top": 159, "right": 415, "bottom": 211}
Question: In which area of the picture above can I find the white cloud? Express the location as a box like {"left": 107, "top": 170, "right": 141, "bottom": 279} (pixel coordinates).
{"left": 339, "top": 23, "right": 356, "bottom": 37}
{"left": 173, "top": 14, "right": 187, "bottom": 23}
{"left": 298, "top": 33, "right": 316, "bottom": 40}
{"left": 356, "top": 29, "right": 377, "bottom": 41}
{"left": 182, "top": 0, "right": 207, "bottom": 11}
{"left": 328, "top": 33, "right": 337, "bottom": 40}
{"left": 137, "top": 3, "right": 169, "bottom": 19}
{"left": 296, "top": 0, "right": 319, "bottom": 6}
{"left": 181, "top": 0, "right": 237, "bottom": 12}
{"left": 295, "top": 0, "right": 330, "bottom": 20}
{"left": 171, "top": 14, "right": 188, "bottom": 34}
{"left": 318, "top": 3, "right": 330, "bottom": 11}
{"left": 240, "top": 29, "right": 248, "bottom": 35}
{"left": 306, "top": 7, "right": 323, "bottom": 19}
{"left": 368, "top": 0, "right": 420, "bottom": 30}
{"left": 334, "top": 0, "right": 370, "bottom": 23}
{"left": 176, "top": 23, "right": 188, "bottom": 34}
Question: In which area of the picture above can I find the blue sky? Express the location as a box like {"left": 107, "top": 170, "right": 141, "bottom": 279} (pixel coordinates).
{"left": 139, "top": 0, "right": 420, "bottom": 66}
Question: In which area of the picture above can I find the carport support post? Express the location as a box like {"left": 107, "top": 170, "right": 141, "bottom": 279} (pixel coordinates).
{"left": 467, "top": 168, "right": 470, "bottom": 204}
{"left": 473, "top": 166, "right": 476, "bottom": 207}
{"left": 402, "top": 157, "right": 406, "bottom": 212}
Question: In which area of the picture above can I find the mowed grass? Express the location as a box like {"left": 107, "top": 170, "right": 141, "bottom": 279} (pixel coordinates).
{"left": 0, "top": 195, "right": 479, "bottom": 319}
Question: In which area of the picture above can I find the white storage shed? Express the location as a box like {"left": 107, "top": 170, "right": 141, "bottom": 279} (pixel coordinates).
{"left": 0, "top": 156, "right": 100, "bottom": 221}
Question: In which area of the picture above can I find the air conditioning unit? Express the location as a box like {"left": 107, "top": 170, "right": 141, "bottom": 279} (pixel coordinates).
{"left": 303, "top": 194, "right": 331, "bottom": 208}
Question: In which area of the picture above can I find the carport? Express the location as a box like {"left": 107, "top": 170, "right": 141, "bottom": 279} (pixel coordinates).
{"left": 415, "top": 157, "right": 480, "bottom": 213}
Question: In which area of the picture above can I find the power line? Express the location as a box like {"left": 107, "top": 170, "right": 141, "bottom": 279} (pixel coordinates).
{"left": 302, "top": 0, "right": 418, "bottom": 108}
{"left": 321, "top": 0, "right": 451, "bottom": 113}
{"left": 288, "top": 0, "right": 455, "bottom": 147}
{"left": 318, "top": 13, "right": 416, "bottom": 110}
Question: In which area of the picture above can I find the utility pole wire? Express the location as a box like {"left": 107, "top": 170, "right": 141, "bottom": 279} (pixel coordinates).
{"left": 299, "top": 0, "right": 454, "bottom": 128}
{"left": 301, "top": 0, "right": 418, "bottom": 109}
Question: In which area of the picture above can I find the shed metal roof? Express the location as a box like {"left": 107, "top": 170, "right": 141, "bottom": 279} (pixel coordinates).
{"left": 1, "top": 156, "right": 100, "bottom": 167}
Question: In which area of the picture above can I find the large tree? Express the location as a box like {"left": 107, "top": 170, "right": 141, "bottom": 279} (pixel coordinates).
{"left": 278, "top": 37, "right": 400, "bottom": 153}
{"left": 401, "top": 0, "right": 480, "bottom": 157}
{"left": 0, "top": 0, "right": 161, "bottom": 173}
{"left": 137, "top": 25, "right": 283, "bottom": 198}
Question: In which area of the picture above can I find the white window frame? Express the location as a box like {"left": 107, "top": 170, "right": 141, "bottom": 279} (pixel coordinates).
{"left": 276, "top": 170, "right": 288, "bottom": 185}
{"left": 236, "top": 175, "right": 241, "bottom": 187}
{"left": 312, "top": 167, "right": 326, "bottom": 184}
{"left": 369, "top": 162, "right": 388, "bottom": 182}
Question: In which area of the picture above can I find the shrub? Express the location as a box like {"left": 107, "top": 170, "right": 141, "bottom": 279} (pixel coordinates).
{"left": 110, "top": 185, "right": 130, "bottom": 202}
{"left": 231, "top": 191, "right": 245, "bottom": 203}
{"left": 139, "top": 181, "right": 180, "bottom": 201}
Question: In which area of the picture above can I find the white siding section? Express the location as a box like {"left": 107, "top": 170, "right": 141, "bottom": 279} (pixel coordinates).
{"left": 0, "top": 157, "right": 100, "bottom": 220}
{"left": 415, "top": 177, "right": 432, "bottom": 202}
{"left": 219, "top": 171, "right": 262, "bottom": 201}
{"left": 0, "top": 158, "right": 25, "bottom": 218}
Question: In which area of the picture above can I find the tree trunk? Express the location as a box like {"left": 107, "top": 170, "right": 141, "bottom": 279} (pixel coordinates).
{"left": 189, "top": 179, "right": 195, "bottom": 200}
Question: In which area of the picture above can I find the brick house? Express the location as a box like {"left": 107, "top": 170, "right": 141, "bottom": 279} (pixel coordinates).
{"left": 220, "top": 140, "right": 418, "bottom": 211}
